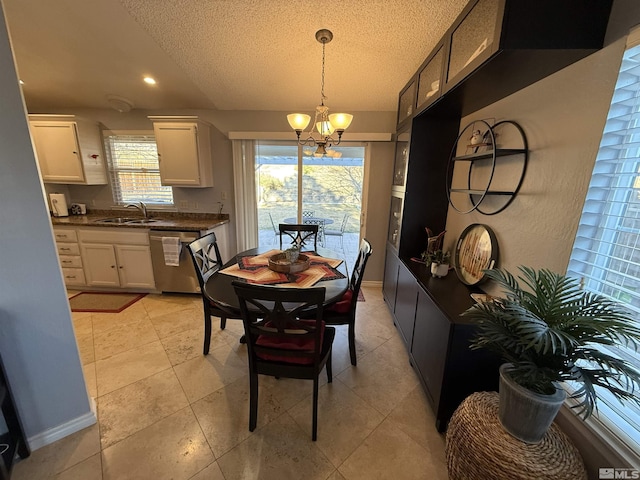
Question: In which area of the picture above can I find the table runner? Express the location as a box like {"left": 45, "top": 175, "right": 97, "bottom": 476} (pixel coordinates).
{"left": 220, "top": 249, "right": 345, "bottom": 288}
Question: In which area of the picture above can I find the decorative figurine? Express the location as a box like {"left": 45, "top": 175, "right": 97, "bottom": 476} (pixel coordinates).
{"left": 470, "top": 130, "right": 484, "bottom": 145}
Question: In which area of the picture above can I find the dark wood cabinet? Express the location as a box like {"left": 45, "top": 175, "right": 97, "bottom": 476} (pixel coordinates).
{"left": 396, "top": 78, "right": 416, "bottom": 130}
{"left": 384, "top": 0, "right": 613, "bottom": 433}
{"left": 0, "top": 353, "right": 29, "bottom": 479}
{"left": 382, "top": 244, "right": 399, "bottom": 310}
{"left": 383, "top": 251, "right": 501, "bottom": 431}
{"left": 415, "top": 42, "right": 446, "bottom": 115}
{"left": 411, "top": 288, "right": 449, "bottom": 409}
{"left": 394, "top": 261, "right": 418, "bottom": 349}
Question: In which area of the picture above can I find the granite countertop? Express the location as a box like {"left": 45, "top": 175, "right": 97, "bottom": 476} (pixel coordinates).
{"left": 51, "top": 209, "right": 230, "bottom": 232}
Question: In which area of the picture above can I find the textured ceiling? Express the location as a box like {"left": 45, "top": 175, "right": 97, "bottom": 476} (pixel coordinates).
{"left": 3, "top": 0, "right": 468, "bottom": 112}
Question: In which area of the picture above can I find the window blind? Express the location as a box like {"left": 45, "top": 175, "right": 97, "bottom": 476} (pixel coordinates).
{"left": 104, "top": 133, "right": 174, "bottom": 205}
{"left": 567, "top": 43, "right": 640, "bottom": 456}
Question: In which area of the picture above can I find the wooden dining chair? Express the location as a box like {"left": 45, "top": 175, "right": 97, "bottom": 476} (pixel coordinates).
{"left": 187, "top": 232, "right": 243, "bottom": 354}
{"left": 279, "top": 223, "right": 319, "bottom": 251}
{"left": 232, "top": 282, "right": 335, "bottom": 441}
{"left": 319, "top": 238, "right": 372, "bottom": 365}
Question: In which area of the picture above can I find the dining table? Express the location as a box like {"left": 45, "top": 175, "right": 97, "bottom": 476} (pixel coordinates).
{"left": 203, "top": 245, "right": 349, "bottom": 314}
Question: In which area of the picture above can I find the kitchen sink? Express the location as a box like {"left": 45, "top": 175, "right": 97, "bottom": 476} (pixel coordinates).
{"left": 95, "top": 217, "right": 159, "bottom": 224}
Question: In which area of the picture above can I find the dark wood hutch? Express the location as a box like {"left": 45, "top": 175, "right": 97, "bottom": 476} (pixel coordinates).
{"left": 383, "top": 0, "right": 613, "bottom": 431}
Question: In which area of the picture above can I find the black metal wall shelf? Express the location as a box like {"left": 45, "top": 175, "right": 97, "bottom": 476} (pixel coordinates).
{"left": 447, "top": 119, "right": 528, "bottom": 216}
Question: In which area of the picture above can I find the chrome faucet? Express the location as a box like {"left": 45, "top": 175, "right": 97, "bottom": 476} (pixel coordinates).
{"left": 125, "top": 201, "right": 148, "bottom": 219}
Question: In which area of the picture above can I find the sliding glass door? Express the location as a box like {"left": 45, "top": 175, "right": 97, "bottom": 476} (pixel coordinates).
{"left": 255, "top": 141, "right": 365, "bottom": 265}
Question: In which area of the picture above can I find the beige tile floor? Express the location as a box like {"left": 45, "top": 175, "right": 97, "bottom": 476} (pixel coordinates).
{"left": 12, "top": 286, "right": 449, "bottom": 480}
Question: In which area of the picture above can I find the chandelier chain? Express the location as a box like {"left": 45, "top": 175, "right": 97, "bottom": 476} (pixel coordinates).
{"left": 320, "top": 41, "right": 326, "bottom": 105}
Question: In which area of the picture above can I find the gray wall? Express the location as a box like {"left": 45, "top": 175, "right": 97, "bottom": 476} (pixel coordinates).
{"left": 0, "top": 6, "right": 92, "bottom": 441}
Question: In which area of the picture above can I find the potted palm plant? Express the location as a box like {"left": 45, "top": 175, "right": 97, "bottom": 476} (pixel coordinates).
{"left": 462, "top": 266, "right": 640, "bottom": 443}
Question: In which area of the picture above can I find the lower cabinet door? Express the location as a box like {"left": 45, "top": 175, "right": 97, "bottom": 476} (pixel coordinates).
{"left": 394, "top": 261, "right": 418, "bottom": 349}
{"left": 115, "top": 245, "right": 155, "bottom": 289}
{"left": 411, "top": 288, "right": 450, "bottom": 409}
{"left": 81, "top": 244, "right": 120, "bottom": 287}
{"left": 383, "top": 245, "right": 400, "bottom": 310}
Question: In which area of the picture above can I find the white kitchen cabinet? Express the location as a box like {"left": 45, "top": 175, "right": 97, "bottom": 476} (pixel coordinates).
{"left": 79, "top": 228, "right": 155, "bottom": 289}
{"left": 81, "top": 244, "right": 120, "bottom": 287}
{"left": 114, "top": 244, "right": 155, "bottom": 288}
{"left": 29, "top": 115, "right": 107, "bottom": 185}
{"left": 53, "top": 227, "right": 86, "bottom": 286}
{"left": 149, "top": 116, "right": 214, "bottom": 187}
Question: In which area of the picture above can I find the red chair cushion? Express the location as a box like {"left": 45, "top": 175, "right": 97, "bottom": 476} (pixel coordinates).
{"left": 255, "top": 320, "right": 325, "bottom": 365}
{"left": 327, "top": 288, "right": 353, "bottom": 313}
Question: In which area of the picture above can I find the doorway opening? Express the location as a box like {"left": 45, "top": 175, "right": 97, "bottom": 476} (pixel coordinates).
{"left": 255, "top": 141, "right": 365, "bottom": 267}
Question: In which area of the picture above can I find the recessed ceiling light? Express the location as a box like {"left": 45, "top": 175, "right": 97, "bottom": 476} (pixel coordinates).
{"left": 143, "top": 76, "right": 156, "bottom": 85}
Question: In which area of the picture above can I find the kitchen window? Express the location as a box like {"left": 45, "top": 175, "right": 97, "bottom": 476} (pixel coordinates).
{"left": 567, "top": 31, "right": 640, "bottom": 465}
{"left": 104, "top": 132, "right": 174, "bottom": 205}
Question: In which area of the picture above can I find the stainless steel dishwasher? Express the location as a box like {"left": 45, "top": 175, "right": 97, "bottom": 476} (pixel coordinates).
{"left": 149, "top": 230, "right": 201, "bottom": 293}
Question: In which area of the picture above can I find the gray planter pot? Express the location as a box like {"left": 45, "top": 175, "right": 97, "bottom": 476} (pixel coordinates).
{"left": 498, "top": 363, "right": 566, "bottom": 444}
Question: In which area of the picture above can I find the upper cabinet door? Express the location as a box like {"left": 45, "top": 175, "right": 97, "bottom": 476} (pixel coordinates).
{"left": 29, "top": 115, "right": 107, "bottom": 185}
{"left": 151, "top": 117, "right": 214, "bottom": 187}
{"left": 444, "top": 0, "right": 501, "bottom": 92}
{"left": 392, "top": 128, "right": 411, "bottom": 191}
{"left": 30, "top": 121, "right": 85, "bottom": 183}
{"left": 416, "top": 44, "right": 445, "bottom": 114}
{"left": 396, "top": 79, "right": 417, "bottom": 129}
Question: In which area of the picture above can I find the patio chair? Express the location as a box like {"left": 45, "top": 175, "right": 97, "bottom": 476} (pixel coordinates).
{"left": 324, "top": 214, "right": 349, "bottom": 251}
{"left": 268, "top": 213, "right": 279, "bottom": 244}
{"left": 303, "top": 218, "right": 325, "bottom": 246}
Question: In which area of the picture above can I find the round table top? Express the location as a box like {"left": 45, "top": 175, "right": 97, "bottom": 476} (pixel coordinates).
{"left": 204, "top": 246, "right": 348, "bottom": 314}
{"left": 283, "top": 217, "right": 334, "bottom": 226}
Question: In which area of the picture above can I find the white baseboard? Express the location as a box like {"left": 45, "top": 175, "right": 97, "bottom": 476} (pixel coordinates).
{"left": 361, "top": 281, "right": 382, "bottom": 288}
{"left": 27, "top": 398, "right": 97, "bottom": 451}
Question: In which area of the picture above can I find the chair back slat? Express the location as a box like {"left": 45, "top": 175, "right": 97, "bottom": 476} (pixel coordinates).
{"left": 279, "top": 223, "right": 319, "bottom": 251}
{"left": 233, "top": 282, "right": 326, "bottom": 365}
{"left": 186, "top": 232, "right": 224, "bottom": 288}
{"left": 349, "top": 239, "right": 373, "bottom": 310}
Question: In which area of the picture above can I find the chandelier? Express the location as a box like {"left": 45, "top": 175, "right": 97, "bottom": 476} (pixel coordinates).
{"left": 287, "top": 29, "right": 353, "bottom": 157}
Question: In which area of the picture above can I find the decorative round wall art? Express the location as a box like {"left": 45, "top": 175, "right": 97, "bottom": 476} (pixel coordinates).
{"left": 454, "top": 224, "right": 499, "bottom": 285}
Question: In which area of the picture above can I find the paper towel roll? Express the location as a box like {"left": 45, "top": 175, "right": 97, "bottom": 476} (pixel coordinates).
{"left": 50, "top": 193, "right": 69, "bottom": 217}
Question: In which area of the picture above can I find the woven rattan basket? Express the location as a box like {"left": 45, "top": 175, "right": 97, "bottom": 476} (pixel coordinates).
{"left": 445, "top": 392, "right": 586, "bottom": 480}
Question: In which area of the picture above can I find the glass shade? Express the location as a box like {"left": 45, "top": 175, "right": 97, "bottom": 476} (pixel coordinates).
{"left": 329, "top": 113, "right": 353, "bottom": 130}
{"left": 316, "top": 121, "right": 335, "bottom": 136}
{"left": 287, "top": 113, "right": 311, "bottom": 131}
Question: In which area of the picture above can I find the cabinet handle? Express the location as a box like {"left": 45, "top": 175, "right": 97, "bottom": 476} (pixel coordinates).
{"left": 111, "top": 265, "right": 116, "bottom": 269}
{"left": 61, "top": 260, "right": 72, "bottom": 264}
{"left": 119, "top": 266, "right": 123, "bottom": 269}
{"left": 60, "top": 247, "right": 71, "bottom": 251}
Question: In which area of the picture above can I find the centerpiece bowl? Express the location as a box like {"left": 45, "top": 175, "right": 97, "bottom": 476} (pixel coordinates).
{"left": 268, "top": 253, "right": 310, "bottom": 273}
